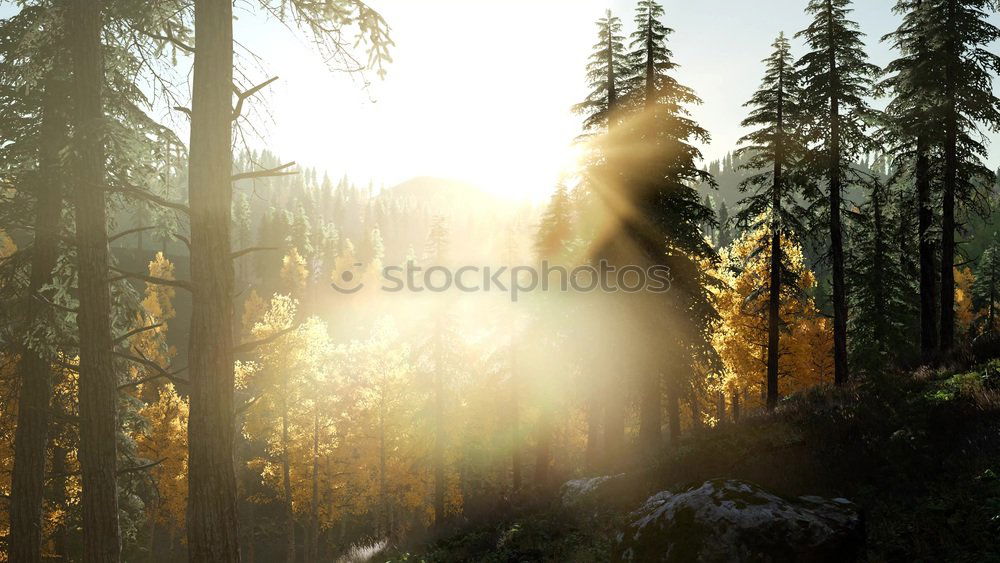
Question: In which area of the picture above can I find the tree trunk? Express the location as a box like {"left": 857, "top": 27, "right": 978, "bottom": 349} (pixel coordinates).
{"left": 308, "top": 411, "right": 320, "bottom": 563}
{"left": 510, "top": 341, "right": 521, "bottom": 491}
{"left": 638, "top": 369, "right": 661, "bottom": 447}
{"left": 533, "top": 410, "right": 552, "bottom": 492}
{"left": 378, "top": 404, "right": 389, "bottom": 537}
{"left": 9, "top": 77, "right": 66, "bottom": 563}
{"left": 282, "top": 394, "right": 295, "bottom": 563}
{"left": 666, "top": 377, "right": 680, "bottom": 447}
{"left": 67, "top": 0, "right": 122, "bottom": 559}
{"left": 873, "top": 185, "right": 886, "bottom": 346}
{"left": 433, "top": 322, "right": 445, "bottom": 527}
{"left": 940, "top": 0, "right": 958, "bottom": 356}
{"left": 827, "top": 5, "right": 850, "bottom": 385}
{"left": 767, "top": 62, "right": 784, "bottom": 409}
{"left": 603, "top": 383, "right": 626, "bottom": 466}
{"left": 584, "top": 392, "right": 601, "bottom": 472}
{"left": 916, "top": 134, "right": 938, "bottom": 361}
{"left": 637, "top": 11, "right": 663, "bottom": 450}
{"left": 186, "top": 0, "right": 241, "bottom": 560}
{"left": 49, "top": 440, "right": 69, "bottom": 561}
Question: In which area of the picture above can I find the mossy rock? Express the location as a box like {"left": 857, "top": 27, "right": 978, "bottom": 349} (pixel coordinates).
{"left": 614, "top": 479, "right": 863, "bottom": 562}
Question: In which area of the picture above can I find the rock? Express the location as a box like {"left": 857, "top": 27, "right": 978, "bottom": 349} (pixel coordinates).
{"left": 614, "top": 479, "right": 863, "bottom": 562}
{"left": 560, "top": 473, "right": 628, "bottom": 509}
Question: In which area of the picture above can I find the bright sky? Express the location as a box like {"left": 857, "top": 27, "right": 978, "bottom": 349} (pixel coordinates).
{"left": 240, "top": 0, "right": 968, "bottom": 202}
{"left": 1, "top": 1, "right": 997, "bottom": 201}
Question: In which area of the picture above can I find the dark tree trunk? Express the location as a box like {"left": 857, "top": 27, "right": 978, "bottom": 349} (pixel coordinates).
{"left": 827, "top": 6, "right": 850, "bottom": 385}
{"left": 666, "top": 377, "right": 680, "bottom": 447}
{"left": 186, "top": 0, "right": 241, "bottom": 560}
{"left": 603, "top": 383, "right": 626, "bottom": 465}
{"left": 637, "top": 10, "right": 663, "bottom": 449}
{"left": 534, "top": 410, "right": 552, "bottom": 492}
{"left": 638, "top": 368, "right": 661, "bottom": 448}
{"left": 766, "top": 60, "right": 785, "bottom": 410}
{"left": 282, "top": 393, "right": 295, "bottom": 563}
{"left": 378, "top": 406, "right": 389, "bottom": 536}
{"left": 940, "top": 0, "right": 958, "bottom": 356}
{"left": 873, "top": 185, "right": 886, "bottom": 345}
{"left": 433, "top": 323, "right": 445, "bottom": 527}
{"left": 510, "top": 342, "right": 521, "bottom": 491}
{"left": 9, "top": 77, "right": 66, "bottom": 563}
{"left": 308, "top": 411, "right": 320, "bottom": 563}
{"left": 916, "top": 134, "right": 938, "bottom": 361}
{"left": 49, "top": 440, "right": 69, "bottom": 561}
{"left": 584, "top": 389, "right": 601, "bottom": 471}
{"left": 66, "top": 0, "right": 122, "bottom": 559}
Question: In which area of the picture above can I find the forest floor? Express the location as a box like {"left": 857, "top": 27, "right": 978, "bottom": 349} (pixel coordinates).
{"left": 384, "top": 362, "right": 1000, "bottom": 562}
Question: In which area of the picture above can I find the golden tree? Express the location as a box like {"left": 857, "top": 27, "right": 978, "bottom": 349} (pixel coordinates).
{"left": 712, "top": 225, "right": 833, "bottom": 412}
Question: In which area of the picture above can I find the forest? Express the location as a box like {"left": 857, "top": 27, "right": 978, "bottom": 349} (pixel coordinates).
{"left": 2, "top": 0, "right": 1000, "bottom": 561}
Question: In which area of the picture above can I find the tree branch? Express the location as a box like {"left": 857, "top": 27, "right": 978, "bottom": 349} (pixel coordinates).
{"left": 114, "top": 323, "right": 164, "bottom": 345}
{"left": 118, "top": 458, "right": 167, "bottom": 475}
{"left": 233, "top": 76, "right": 279, "bottom": 121}
{"left": 114, "top": 349, "right": 189, "bottom": 388}
{"left": 234, "top": 325, "right": 297, "bottom": 355}
{"left": 231, "top": 246, "right": 278, "bottom": 260}
{"left": 235, "top": 395, "right": 263, "bottom": 415}
{"left": 109, "top": 226, "right": 158, "bottom": 245}
{"left": 109, "top": 266, "right": 194, "bottom": 292}
{"left": 232, "top": 162, "right": 297, "bottom": 182}
{"left": 171, "top": 232, "right": 191, "bottom": 250}
{"left": 144, "top": 21, "right": 194, "bottom": 54}
{"left": 113, "top": 184, "right": 190, "bottom": 215}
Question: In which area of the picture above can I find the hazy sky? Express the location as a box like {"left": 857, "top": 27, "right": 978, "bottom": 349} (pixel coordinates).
{"left": 1, "top": 2, "right": 997, "bottom": 201}
{"left": 236, "top": 0, "right": 966, "bottom": 200}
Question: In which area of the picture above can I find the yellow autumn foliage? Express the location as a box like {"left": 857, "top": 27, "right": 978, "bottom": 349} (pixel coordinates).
{"left": 711, "top": 224, "right": 834, "bottom": 412}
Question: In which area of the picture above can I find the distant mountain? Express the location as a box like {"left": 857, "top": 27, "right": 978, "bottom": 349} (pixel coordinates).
{"left": 381, "top": 176, "right": 502, "bottom": 211}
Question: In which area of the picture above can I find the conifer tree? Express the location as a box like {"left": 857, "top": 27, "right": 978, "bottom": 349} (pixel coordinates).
{"left": 573, "top": 11, "right": 629, "bottom": 462}
{"left": 535, "top": 183, "right": 573, "bottom": 260}
{"left": 623, "top": 0, "right": 717, "bottom": 446}
{"left": 717, "top": 200, "right": 734, "bottom": 248}
{"left": 848, "top": 177, "right": 915, "bottom": 371}
{"left": 974, "top": 241, "right": 1000, "bottom": 336}
{"left": 574, "top": 10, "right": 628, "bottom": 133}
{"left": 880, "top": 0, "right": 942, "bottom": 361}
{"left": 924, "top": 0, "right": 1000, "bottom": 355}
{"left": 796, "top": 0, "right": 879, "bottom": 385}
{"left": 734, "top": 32, "right": 806, "bottom": 409}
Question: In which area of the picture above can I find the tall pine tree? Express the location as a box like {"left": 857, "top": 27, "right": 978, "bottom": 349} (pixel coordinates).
{"left": 924, "top": 0, "right": 1000, "bottom": 355}
{"left": 796, "top": 0, "right": 879, "bottom": 385}
{"left": 880, "top": 0, "right": 942, "bottom": 362}
{"left": 734, "top": 32, "right": 807, "bottom": 409}
{"left": 623, "top": 0, "right": 717, "bottom": 446}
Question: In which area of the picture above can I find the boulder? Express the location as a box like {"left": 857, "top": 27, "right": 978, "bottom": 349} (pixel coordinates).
{"left": 559, "top": 473, "right": 628, "bottom": 510}
{"left": 614, "top": 479, "right": 863, "bottom": 562}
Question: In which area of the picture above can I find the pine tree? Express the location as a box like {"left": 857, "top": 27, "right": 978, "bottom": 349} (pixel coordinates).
{"left": 879, "top": 0, "right": 942, "bottom": 362}
{"left": 848, "top": 176, "right": 915, "bottom": 371}
{"left": 734, "top": 32, "right": 807, "bottom": 409}
{"left": 974, "top": 241, "right": 1000, "bottom": 336}
{"left": 924, "top": 0, "right": 1000, "bottom": 355}
{"left": 717, "top": 200, "right": 734, "bottom": 248}
{"left": 796, "top": 0, "right": 879, "bottom": 385}
{"left": 534, "top": 183, "right": 574, "bottom": 261}
{"left": 623, "top": 0, "right": 717, "bottom": 447}
{"left": 3, "top": 10, "right": 70, "bottom": 559}
{"left": 574, "top": 10, "right": 628, "bottom": 133}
